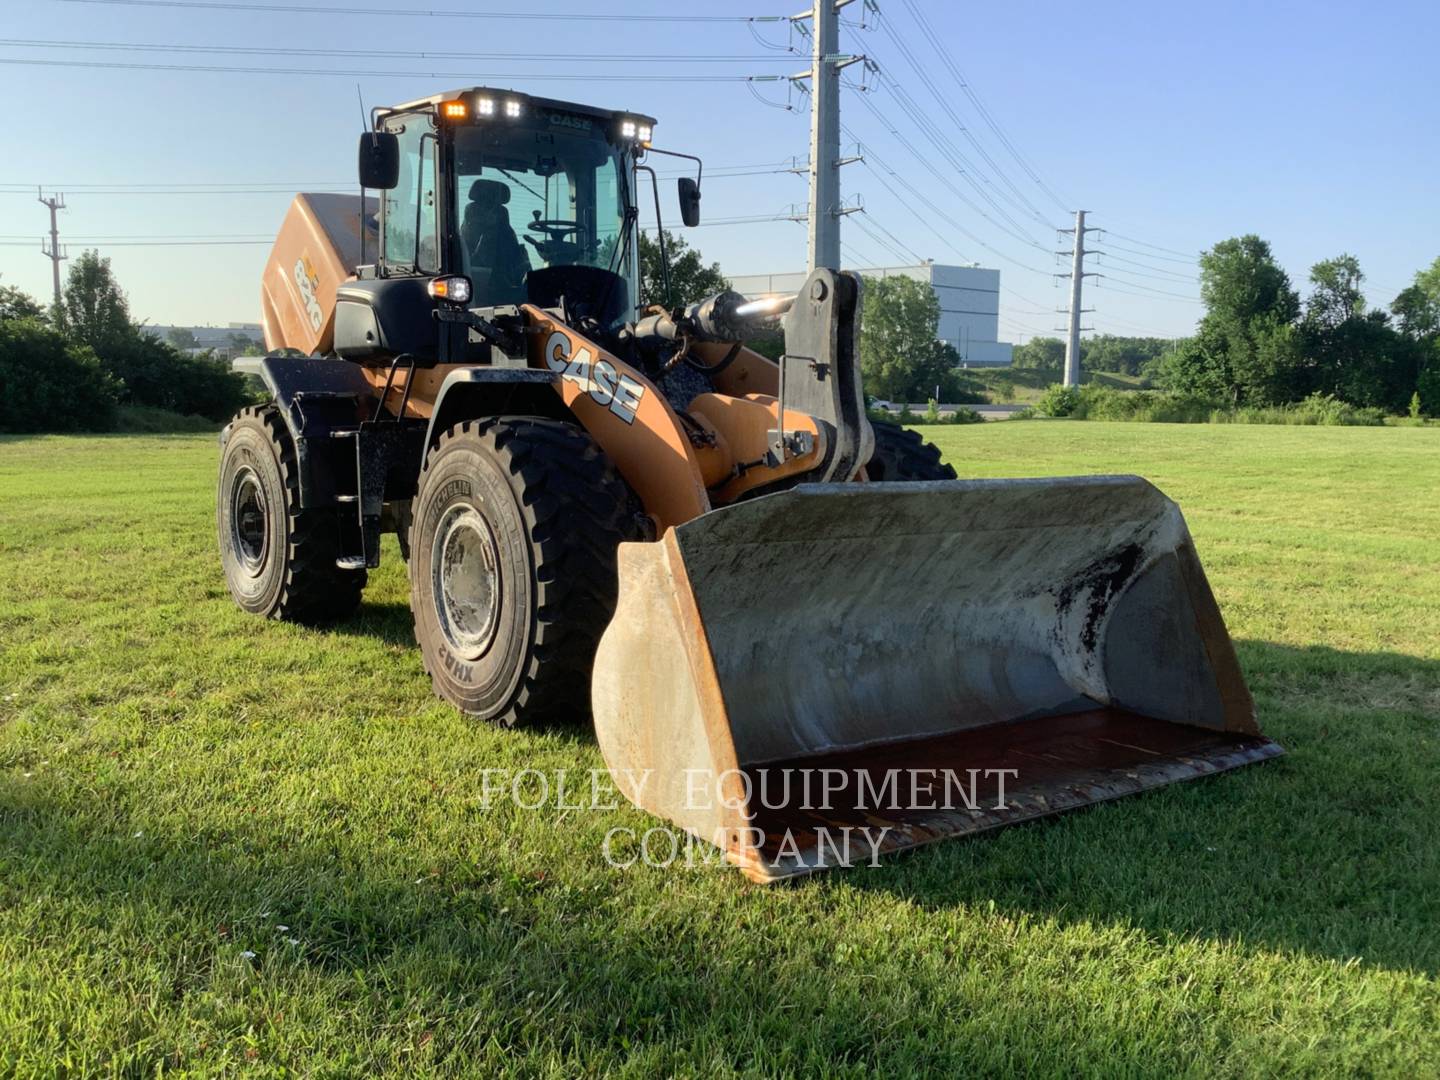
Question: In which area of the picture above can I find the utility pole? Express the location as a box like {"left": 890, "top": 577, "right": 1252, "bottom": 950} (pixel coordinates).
{"left": 1056, "top": 210, "right": 1101, "bottom": 387}
{"left": 38, "top": 189, "right": 67, "bottom": 310}
{"left": 792, "top": 0, "right": 864, "bottom": 271}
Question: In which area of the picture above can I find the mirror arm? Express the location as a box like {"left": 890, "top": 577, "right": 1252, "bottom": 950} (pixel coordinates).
{"left": 635, "top": 164, "right": 672, "bottom": 309}
{"left": 641, "top": 146, "right": 703, "bottom": 188}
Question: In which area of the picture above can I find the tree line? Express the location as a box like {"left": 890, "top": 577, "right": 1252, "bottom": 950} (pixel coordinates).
{"left": 1157, "top": 239, "right": 1438, "bottom": 414}
{"left": 0, "top": 252, "right": 255, "bottom": 433}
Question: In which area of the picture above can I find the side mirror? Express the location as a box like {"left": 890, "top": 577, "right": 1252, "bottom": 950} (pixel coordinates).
{"left": 358, "top": 132, "right": 400, "bottom": 191}
{"left": 678, "top": 177, "right": 702, "bottom": 228}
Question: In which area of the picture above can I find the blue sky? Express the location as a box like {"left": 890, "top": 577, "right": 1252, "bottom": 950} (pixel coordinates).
{"left": 1, "top": 0, "right": 1436, "bottom": 342}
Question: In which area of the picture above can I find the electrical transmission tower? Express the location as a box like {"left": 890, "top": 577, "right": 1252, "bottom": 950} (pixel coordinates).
{"left": 38, "top": 189, "right": 68, "bottom": 309}
{"left": 792, "top": 0, "right": 866, "bottom": 271}
{"left": 1056, "top": 210, "right": 1102, "bottom": 387}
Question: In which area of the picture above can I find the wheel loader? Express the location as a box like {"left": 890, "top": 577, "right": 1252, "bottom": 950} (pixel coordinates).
{"left": 219, "top": 87, "right": 1281, "bottom": 882}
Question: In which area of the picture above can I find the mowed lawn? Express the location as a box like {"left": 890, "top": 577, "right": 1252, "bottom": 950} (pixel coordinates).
{"left": 1, "top": 422, "right": 1437, "bottom": 1076}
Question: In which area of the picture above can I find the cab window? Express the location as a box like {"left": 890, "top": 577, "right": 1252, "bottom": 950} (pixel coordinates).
{"left": 381, "top": 114, "right": 439, "bottom": 274}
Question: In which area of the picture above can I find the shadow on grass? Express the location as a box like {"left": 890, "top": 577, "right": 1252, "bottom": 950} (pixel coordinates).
{"left": 331, "top": 599, "right": 417, "bottom": 649}
{"left": 2, "top": 641, "right": 1436, "bottom": 1069}
{"left": 845, "top": 640, "right": 1440, "bottom": 976}
{"left": 241, "top": 622, "right": 1440, "bottom": 978}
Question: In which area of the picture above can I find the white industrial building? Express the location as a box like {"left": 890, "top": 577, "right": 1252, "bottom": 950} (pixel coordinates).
{"left": 729, "top": 261, "right": 1013, "bottom": 367}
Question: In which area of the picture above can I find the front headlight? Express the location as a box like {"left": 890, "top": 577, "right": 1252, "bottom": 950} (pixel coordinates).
{"left": 428, "top": 275, "right": 473, "bottom": 304}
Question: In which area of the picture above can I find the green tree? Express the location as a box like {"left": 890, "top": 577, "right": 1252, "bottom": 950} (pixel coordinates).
{"left": 58, "top": 250, "right": 134, "bottom": 355}
{"left": 1304, "top": 255, "right": 1366, "bottom": 332}
{"left": 1391, "top": 283, "right": 1440, "bottom": 340}
{"left": 1011, "top": 336, "right": 1065, "bottom": 372}
{"left": 637, "top": 230, "right": 729, "bottom": 308}
{"left": 1200, "top": 235, "right": 1300, "bottom": 327}
{"left": 167, "top": 327, "right": 199, "bottom": 350}
{"left": 1166, "top": 235, "right": 1303, "bottom": 405}
{"left": 1300, "top": 256, "right": 1415, "bottom": 411}
{"left": 1082, "top": 335, "right": 1171, "bottom": 377}
{"left": 858, "top": 274, "right": 943, "bottom": 401}
{"left": 1155, "top": 323, "right": 1234, "bottom": 401}
{"left": 0, "top": 285, "right": 44, "bottom": 323}
{"left": 0, "top": 317, "right": 121, "bottom": 432}
{"left": 1393, "top": 256, "right": 1440, "bottom": 415}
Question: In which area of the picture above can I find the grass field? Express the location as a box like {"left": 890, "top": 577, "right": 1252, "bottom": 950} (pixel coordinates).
{"left": 2, "top": 424, "right": 1438, "bottom": 1076}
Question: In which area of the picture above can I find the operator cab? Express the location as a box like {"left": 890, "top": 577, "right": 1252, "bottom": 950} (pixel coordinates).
{"left": 340, "top": 88, "right": 678, "bottom": 367}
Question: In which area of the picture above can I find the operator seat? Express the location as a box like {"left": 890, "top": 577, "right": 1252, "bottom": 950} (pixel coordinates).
{"left": 461, "top": 179, "right": 530, "bottom": 301}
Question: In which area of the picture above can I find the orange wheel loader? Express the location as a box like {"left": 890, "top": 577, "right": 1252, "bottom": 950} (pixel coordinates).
{"left": 218, "top": 88, "right": 1280, "bottom": 882}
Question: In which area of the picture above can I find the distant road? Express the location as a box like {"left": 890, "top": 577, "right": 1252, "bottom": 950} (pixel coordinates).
{"left": 972, "top": 404, "right": 1028, "bottom": 421}
{"left": 875, "top": 403, "right": 1029, "bottom": 422}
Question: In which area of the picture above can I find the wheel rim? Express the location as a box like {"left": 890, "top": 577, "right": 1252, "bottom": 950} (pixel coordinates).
{"left": 230, "top": 466, "right": 268, "bottom": 574}
{"left": 431, "top": 505, "right": 503, "bottom": 660}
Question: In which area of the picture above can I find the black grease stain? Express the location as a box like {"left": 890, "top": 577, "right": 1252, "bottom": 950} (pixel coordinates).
{"left": 1055, "top": 542, "right": 1144, "bottom": 652}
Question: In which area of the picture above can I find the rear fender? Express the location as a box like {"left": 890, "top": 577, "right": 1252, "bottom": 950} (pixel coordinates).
{"left": 232, "top": 355, "right": 371, "bottom": 508}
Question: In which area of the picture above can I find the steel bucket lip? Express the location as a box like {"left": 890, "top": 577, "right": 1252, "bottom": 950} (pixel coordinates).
{"left": 724, "top": 708, "right": 1284, "bottom": 883}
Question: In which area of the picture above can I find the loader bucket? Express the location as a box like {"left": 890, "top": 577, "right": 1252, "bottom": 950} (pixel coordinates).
{"left": 591, "top": 476, "right": 1282, "bottom": 882}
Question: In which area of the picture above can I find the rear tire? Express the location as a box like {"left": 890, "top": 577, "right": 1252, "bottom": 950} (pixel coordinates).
{"left": 409, "top": 417, "right": 640, "bottom": 727}
{"left": 865, "top": 419, "right": 958, "bottom": 481}
{"left": 217, "top": 405, "right": 366, "bottom": 621}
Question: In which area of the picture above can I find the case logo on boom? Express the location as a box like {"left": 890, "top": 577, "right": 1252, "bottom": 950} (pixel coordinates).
{"left": 293, "top": 255, "right": 324, "bottom": 332}
{"left": 545, "top": 331, "right": 645, "bottom": 424}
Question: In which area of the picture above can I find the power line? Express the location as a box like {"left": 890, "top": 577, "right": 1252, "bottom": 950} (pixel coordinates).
{"left": 1091, "top": 268, "right": 1200, "bottom": 300}
{"left": 0, "top": 186, "right": 352, "bottom": 196}
{"left": 855, "top": 143, "right": 1053, "bottom": 275}
{"left": 0, "top": 233, "right": 271, "bottom": 239}
{"left": 1097, "top": 229, "right": 1197, "bottom": 258}
{"left": 900, "top": 0, "right": 1072, "bottom": 215}
{"left": 1092, "top": 282, "right": 1203, "bottom": 305}
{"left": 861, "top": 28, "right": 1056, "bottom": 231}
{"left": 0, "top": 165, "right": 792, "bottom": 195}
{"left": 1092, "top": 250, "right": 1198, "bottom": 282}
{"left": 855, "top": 212, "right": 924, "bottom": 264}
{"left": 0, "top": 38, "right": 801, "bottom": 64}
{"left": 859, "top": 85, "right": 1054, "bottom": 250}
{"left": 0, "top": 57, "right": 758, "bottom": 81}
{"left": 56, "top": 0, "right": 780, "bottom": 22}
{"left": 852, "top": 91, "right": 1050, "bottom": 253}
{"left": 0, "top": 182, "right": 347, "bottom": 191}
{"left": 1102, "top": 241, "right": 1199, "bottom": 266}
{"left": 0, "top": 239, "right": 270, "bottom": 247}
{"left": 850, "top": 213, "right": 915, "bottom": 265}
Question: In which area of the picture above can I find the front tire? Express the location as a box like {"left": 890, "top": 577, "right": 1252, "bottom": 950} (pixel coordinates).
{"left": 217, "top": 405, "right": 366, "bottom": 621}
{"left": 865, "top": 419, "right": 958, "bottom": 482}
{"left": 409, "top": 417, "right": 639, "bottom": 727}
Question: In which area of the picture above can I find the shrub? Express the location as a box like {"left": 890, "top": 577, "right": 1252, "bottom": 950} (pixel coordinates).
{"left": 97, "top": 334, "right": 255, "bottom": 421}
{"left": 114, "top": 405, "right": 222, "bottom": 433}
{"left": 1077, "top": 386, "right": 1217, "bottom": 423}
{"left": 896, "top": 403, "right": 985, "bottom": 426}
{"left": 0, "top": 317, "right": 121, "bottom": 432}
{"left": 1219, "top": 393, "right": 1386, "bottom": 426}
{"left": 1036, "top": 384, "right": 1082, "bottom": 417}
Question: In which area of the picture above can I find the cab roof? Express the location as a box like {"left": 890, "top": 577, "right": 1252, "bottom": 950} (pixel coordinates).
{"left": 382, "top": 87, "right": 656, "bottom": 129}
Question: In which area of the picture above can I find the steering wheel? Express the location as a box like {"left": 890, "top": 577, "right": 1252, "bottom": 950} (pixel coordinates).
{"left": 526, "top": 218, "right": 580, "bottom": 242}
